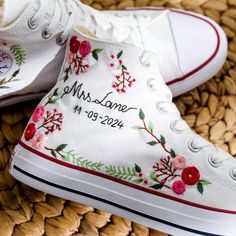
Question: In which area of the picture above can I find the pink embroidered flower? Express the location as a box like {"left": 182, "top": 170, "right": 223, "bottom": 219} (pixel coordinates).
{"left": 32, "top": 133, "right": 46, "bottom": 149}
{"left": 172, "top": 155, "right": 186, "bottom": 169}
{"left": 79, "top": 40, "right": 91, "bottom": 57}
{"left": 70, "top": 36, "right": 80, "bottom": 54}
{"left": 68, "top": 52, "right": 74, "bottom": 64}
{"left": 172, "top": 180, "right": 186, "bottom": 195}
{"left": 182, "top": 166, "right": 200, "bottom": 185}
{"left": 24, "top": 123, "right": 36, "bottom": 141}
{"left": 32, "top": 106, "right": 45, "bottom": 122}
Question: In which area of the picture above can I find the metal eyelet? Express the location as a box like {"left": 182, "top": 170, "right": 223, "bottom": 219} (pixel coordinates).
{"left": 156, "top": 101, "right": 167, "bottom": 114}
{"left": 170, "top": 120, "right": 182, "bottom": 134}
{"left": 42, "top": 25, "right": 52, "bottom": 39}
{"left": 139, "top": 52, "right": 150, "bottom": 68}
{"left": 229, "top": 168, "right": 236, "bottom": 181}
{"left": 56, "top": 32, "right": 66, "bottom": 46}
{"left": 28, "top": 15, "right": 38, "bottom": 30}
{"left": 147, "top": 78, "right": 156, "bottom": 90}
{"left": 188, "top": 139, "right": 201, "bottom": 153}
{"left": 208, "top": 154, "right": 221, "bottom": 168}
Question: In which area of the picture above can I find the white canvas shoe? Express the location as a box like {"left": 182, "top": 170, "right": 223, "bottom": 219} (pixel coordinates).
{"left": 0, "top": 0, "right": 227, "bottom": 107}
{"left": 10, "top": 27, "right": 236, "bottom": 235}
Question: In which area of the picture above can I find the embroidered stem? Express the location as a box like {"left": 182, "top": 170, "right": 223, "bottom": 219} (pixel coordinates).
{"left": 38, "top": 109, "right": 63, "bottom": 134}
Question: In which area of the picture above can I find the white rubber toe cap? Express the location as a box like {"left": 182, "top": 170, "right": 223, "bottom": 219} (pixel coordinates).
{"left": 167, "top": 9, "right": 228, "bottom": 96}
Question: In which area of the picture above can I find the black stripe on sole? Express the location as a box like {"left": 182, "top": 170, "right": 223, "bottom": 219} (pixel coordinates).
{"left": 14, "top": 164, "right": 222, "bottom": 236}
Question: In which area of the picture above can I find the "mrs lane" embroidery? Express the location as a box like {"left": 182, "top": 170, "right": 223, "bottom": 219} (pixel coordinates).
{"left": 61, "top": 81, "right": 137, "bottom": 113}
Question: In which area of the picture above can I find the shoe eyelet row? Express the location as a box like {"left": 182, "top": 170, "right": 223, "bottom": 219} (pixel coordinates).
{"left": 208, "top": 154, "right": 221, "bottom": 168}
{"left": 229, "top": 168, "right": 236, "bottom": 181}
{"left": 139, "top": 52, "right": 150, "bottom": 68}
{"left": 146, "top": 78, "right": 157, "bottom": 91}
{"left": 170, "top": 120, "right": 182, "bottom": 134}
{"left": 56, "top": 32, "right": 66, "bottom": 46}
{"left": 42, "top": 25, "right": 52, "bottom": 39}
{"left": 28, "top": 15, "right": 38, "bottom": 30}
{"left": 188, "top": 139, "right": 201, "bottom": 153}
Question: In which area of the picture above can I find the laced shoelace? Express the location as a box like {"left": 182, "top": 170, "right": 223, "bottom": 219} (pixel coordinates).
{"left": 27, "top": 0, "right": 144, "bottom": 46}
{"left": 140, "top": 51, "right": 236, "bottom": 178}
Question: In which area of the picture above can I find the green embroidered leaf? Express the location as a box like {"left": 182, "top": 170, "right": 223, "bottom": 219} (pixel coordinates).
{"left": 0, "top": 78, "right": 6, "bottom": 85}
{"left": 197, "top": 182, "right": 204, "bottom": 194}
{"left": 148, "top": 121, "right": 154, "bottom": 133}
{"left": 105, "top": 165, "right": 136, "bottom": 180}
{"left": 160, "top": 135, "right": 166, "bottom": 145}
{"left": 170, "top": 149, "right": 176, "bottom": 158}
{"left": 53, "top": 88, "right": 59, "bottom": 97}
{"left": 139, "top": 109, "right": 145, "bottom": 120}
{"left": 122, "top": 65, "right": 127, "bottom": 71}
{"left": 10, "top": 45, "right": 26, "bottom": 66}
{"left": 92, "top": 48, "right": 103, "bottom": 61}
{"left": 150, "top": 172, "right": 157, "bottom": 182}
{"left": 135, "top": 163, "right": 142, "bottom": 173}
{"left": 147, "top": 141, "right": 157, "bottom": 146}
{"left": 117, "top": 50, "right": 123, "bottom": 59}
{"left": 51, "top": 150, "right": 57, "bottom": 158}
{"left": 56, "top": 144, "right": 67, "bottom": 152}
{"left": 94, "top": 48, "right": 103, "bottom": 53}
{"left": 133, "top": 178, "right": 143, "bottom": 184}
{"left": 76, "top": 157, "right": 103, "bottom": 171}
{"left": 131, "top": 125, "right": 143, "bottom": 130}
{"left": 150, "top": 184, "right": 163, "bottom": 190}
{"left": 199, "top": 179, "right": 211, "bottom": 185}
{"left": 12, "top": 69, "right": 20, "bottom": 77}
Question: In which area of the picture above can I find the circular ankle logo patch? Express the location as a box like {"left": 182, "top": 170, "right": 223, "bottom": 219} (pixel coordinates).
{"left": 0, "top": 50, "right": 13, "bottom": 76}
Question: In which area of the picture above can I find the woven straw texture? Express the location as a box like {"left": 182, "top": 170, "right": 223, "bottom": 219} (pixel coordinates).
{"left": 0, "top": 0, "right": 236, "bottom": 235}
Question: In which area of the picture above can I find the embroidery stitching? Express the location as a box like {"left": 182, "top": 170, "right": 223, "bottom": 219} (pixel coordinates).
{"left": 110, "top": 51, "right": 136, "bottom": 93}
{"left": 0, "top": 44, "right": 26, "bottom": 89}
{"left": 62, "top": 36, "right": 103, "bottom": 82}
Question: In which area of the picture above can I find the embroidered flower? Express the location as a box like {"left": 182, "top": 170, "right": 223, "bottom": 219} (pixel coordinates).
{"left": 70, "top": 36, "right": 80, "bottom": 54}
{"left": 172, "top": 180, "right": 186, "bottom": 195}
{"left": 32, "top": 106, "right": 45, "bottom": 122}
{"left": 32, "top": 133, "right": 46, "bottom": 149}
{"left": 24, "top": 123, "right": 36, "bottom": 141}
{"left": 182, "top": 166, "right": 200, "bottom": 185}
{"left": 68, "top": 52, "right": 74, "bottom": 64}
{"left": 79, "top": 40, "right": 91, "bottom": 57}
{"left": 172, "top": 155, "right": 186, "bottom": 170}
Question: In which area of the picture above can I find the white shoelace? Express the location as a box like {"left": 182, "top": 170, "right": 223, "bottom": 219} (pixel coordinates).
{"left": 141, "top": 51, "right": 236, "bottom": 177}
{"left": 28, "top": 0, "right": 144, "bottom": 46}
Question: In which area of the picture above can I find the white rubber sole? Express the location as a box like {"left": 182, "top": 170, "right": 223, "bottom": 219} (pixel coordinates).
{"left": 10, "top": 143, "right": 236, "bottom": 236}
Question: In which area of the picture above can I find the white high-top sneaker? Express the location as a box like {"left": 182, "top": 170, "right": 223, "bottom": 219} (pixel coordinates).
{"left": 0, "top": 0, "right": 227, "bottom": 107}
{"left": 10, "top": 27, "right": 236, "bottom": 235}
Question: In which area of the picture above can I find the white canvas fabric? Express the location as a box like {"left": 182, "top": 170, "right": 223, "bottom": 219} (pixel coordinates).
{"left": 10, "top": 28, "right": 236, "bottom": 235}
{"left": 0, "top": 0, "right": 227, "bottom": 108}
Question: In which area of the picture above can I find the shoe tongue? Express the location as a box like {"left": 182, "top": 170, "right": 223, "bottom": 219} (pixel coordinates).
{"left": 1, "top": 0, "right": 38, "bottom": 26}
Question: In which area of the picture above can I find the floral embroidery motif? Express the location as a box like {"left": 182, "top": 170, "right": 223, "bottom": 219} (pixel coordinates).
{"left": 0, "top": 44, "right": 26, "bottom": 89}
{"left": 110, "top": 50, "right": 136, "bottom": 93}
{"left": 44, "top": 144, "right": 103, "bottom": 171}
{"left": 24, "top": 100, "right": 63, "bottom": 148}
{"left": 134, "top": 109, "right": 211, "bottom": 194}
{"left": 62, "top": 36, "right": 103, "bottom": 82}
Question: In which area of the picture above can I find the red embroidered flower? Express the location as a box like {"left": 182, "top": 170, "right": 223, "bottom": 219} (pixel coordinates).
{"left": 70, "top": 36, "right": 80, "bottom": 54}
{"left": 32, "top": 106, "right": 44, "bottom": 122}
{"left": 79, "top": 40, "right": 91, "bottom": 57}
{"left": 24, "top": 123, "right": 36, "bottom": 141}
{"left": 172, "top": 180, "right": 186, "bottom": 195}
{"left": 181, "top": 166, "right": 200, "bottom": 185}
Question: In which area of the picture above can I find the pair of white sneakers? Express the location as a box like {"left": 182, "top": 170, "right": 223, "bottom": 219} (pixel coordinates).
{"left": 5, "top": 0, "right": 236, "bottom": 235}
